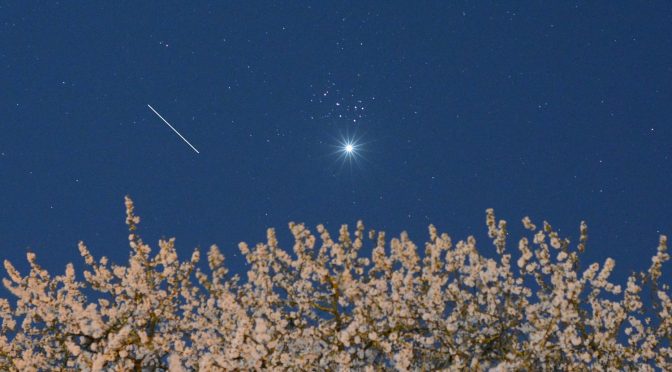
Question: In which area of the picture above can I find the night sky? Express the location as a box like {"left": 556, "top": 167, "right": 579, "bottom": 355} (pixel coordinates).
{"left": 1, "top": 2, "right": 671, "bottom": 286}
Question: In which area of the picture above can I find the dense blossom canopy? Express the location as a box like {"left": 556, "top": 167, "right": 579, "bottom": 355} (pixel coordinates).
{"left": 0, "top": 197, "right": 670, "bottom": 371}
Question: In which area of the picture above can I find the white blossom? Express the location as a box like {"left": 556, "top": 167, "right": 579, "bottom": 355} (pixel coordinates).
{"left": 0, "top": 198, "right": 669, "bottom": 370}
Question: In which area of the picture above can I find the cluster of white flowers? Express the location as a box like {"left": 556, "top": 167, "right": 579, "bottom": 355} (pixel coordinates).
{"left": 0, "top": 197, "right": 670, "bottom": 371}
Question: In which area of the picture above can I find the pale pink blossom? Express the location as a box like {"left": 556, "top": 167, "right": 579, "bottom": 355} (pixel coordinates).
{"left": 0, "top": 198, "right": 669, "bottom": 370}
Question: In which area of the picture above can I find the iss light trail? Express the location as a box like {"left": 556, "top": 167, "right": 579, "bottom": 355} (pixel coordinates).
{"left": 147, "top": 104, "right": 200, "bottom": 154}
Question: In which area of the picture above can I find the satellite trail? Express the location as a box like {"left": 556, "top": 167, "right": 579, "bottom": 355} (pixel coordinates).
{"left": 147, "top": 104, "right": 200, "bottom": 154}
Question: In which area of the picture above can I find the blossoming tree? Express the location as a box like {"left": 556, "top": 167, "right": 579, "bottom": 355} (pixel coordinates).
{"left": 0, "top": 196, "right": 670, "bottom": 371}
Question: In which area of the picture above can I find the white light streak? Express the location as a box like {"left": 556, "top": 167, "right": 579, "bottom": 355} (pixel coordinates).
{"left": 147, "top": 104, "right": 200, "bottom": 154}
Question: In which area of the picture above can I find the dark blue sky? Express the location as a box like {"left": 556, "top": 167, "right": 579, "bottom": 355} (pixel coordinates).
{"left": 1, "top": 2, "right": 671, "bottom": 285}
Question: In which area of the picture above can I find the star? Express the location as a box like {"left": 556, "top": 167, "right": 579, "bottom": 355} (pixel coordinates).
{"left": 326, "top": 130, "right": 369, "bottom": 174}
{"left": 336, "top": 136, "right": 361, "bottom": 163}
